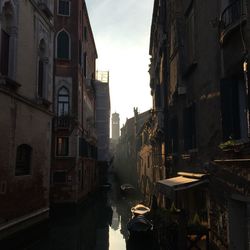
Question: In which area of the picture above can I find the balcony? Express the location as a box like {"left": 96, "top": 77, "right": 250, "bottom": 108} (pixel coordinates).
{"left": 54, "top": 116, "right": 71, "bottom": 129}
{"left": 38, "top": 0, "right": 53, "bottom": 18}
{"left": 220, "top": 0, "right": 247, "bottom": 44}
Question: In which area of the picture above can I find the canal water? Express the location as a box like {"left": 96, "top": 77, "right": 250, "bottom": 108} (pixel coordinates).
{"left": 3, "top": 173, "right": 146, "bottom": 250}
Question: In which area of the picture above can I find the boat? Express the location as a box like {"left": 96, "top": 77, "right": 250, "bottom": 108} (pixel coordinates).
{"left": 120, "top": 183, "right": 135, "bottom": 196}
{"left": 127, "top": 214, "right": 154, "bottom": 249}
{"left": 127, "top": 214, "right": 153, "bottom": 233}
{"left": 126, "top": 204, "right": 154, "bottom": 249}
{"left": 100, "top": 182, "right": 112, "bottom": 190}
{"left": 131, "top": 204, "right": 150, "bottom": 216}
{"left": 127, "top": 204, "right": 153, "bottom": 236}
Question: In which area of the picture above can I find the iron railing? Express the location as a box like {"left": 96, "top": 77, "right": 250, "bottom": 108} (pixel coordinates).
{"left": 55, "top": 116, "right": 71, "bottom": 128}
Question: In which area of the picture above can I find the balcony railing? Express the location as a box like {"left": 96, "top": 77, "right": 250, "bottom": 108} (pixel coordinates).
{"left": 220, "top": 0, "right": 246, "bottom": 42}
{"left": 54, "top": 116, "right": 71, "bottom": 129}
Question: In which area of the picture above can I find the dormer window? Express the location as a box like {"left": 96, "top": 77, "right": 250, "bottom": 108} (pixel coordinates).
{"left": 58, "top": 0, "right": 70, "bottom": 16}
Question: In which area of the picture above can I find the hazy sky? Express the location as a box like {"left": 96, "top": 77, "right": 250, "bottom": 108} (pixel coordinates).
{"left": 85, "top": 0, "right": 154, "bottom": 126}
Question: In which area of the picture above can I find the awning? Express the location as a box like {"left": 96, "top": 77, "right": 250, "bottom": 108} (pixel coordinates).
{"left": 155, "top": 175, "right": 208, "bottom": 199}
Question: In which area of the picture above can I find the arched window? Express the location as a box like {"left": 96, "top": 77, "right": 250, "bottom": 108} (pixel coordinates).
{"left": 58, "top": 87, "right": 69, "bottom": 116}
{"left": 15, "top": 144, "right": 32, "bottom": 176}
{"left": 58, "top": 0, "right": 71, "bottom": 16}
{"left": 57, "top": 31, "right": 70, "bottom": 59}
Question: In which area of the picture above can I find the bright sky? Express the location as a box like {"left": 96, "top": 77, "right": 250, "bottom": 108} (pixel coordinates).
{"left": 85, "top": 0, "right": 154, "bottom": 126}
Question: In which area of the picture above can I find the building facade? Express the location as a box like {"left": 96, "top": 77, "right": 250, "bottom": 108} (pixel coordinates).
{"left": 115, "top": 109, "right": 151, "bottom": 187}
{"left": 95, "top": 71, "right": 110, "bottom": 183}
{"left": 51, "top": 0, "right": 98, "bottom": 204}
{"left": 149, "top": 0, "right": 250, "bottom": 249}
{"left": 144, "top": 0, "right": 168, "bottom": 205}
{"left": 0, "top": 0, "right": 54, "bottom": 238}
{"left": 111, "top": 112, "right": 120, "bottom": 143}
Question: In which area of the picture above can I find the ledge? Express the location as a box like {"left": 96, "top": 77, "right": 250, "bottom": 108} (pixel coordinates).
{"left": 0, "top": 76, "right": 21, "bottom": 91}
{"left": 0, "top": 208, "right": 49, "bottom": 240}
{"left": 213, "top": 158, "right": 250, "bottom": 167}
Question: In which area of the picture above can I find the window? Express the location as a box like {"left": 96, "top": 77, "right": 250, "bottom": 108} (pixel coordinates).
{"left": 79, "top": 40, "right": 82, "bottom": 66}
{"left": 84, "top": 26, "right": 88, "bottom": 41}
{"left": 168, "top": 116, "right": 178, "bottom": 154}
{"left": 58, "top": 87, "right": 69, "bottom": 116}
{"left": 53, "top": 171, "right": 66, "bottom": 183}
{"left": 91, "top": 145, "right": 97, "bottom": 159}
{"left": 155, "top": 84, "right": 162, "bottom": 109}
{"left": 57, "top": 31, "right": 70, "bottom": 59}
{"left": 183, "top": 104, "right": 196, "bottom": 150}
{"left": 0, "top": 29, "right": 10, "bottom": 75}
{"left": 15, "top": 144, "right": 32, "bottom": 176}
{"left": 56, "top": 137, "right": 69, "bottom": 156}
{"left": 38, "top": 39, "right": 46, "bottom": 98}
{"left": 83, "top": 52, "right": 87, "bottom": 77}
{"left": 38, "top": 59, "right": 44, "bottom": 97}
{"left": 186, "top": 6, "right": 195, "bottom": 65}
{"left": 58, "top": 0, "right": 70, "bottom": 16}
{"left": 79, "top": 137, "right": 88, "bottom": 157}
{"left": 220, "top": 79, "right": 247, "bottom": 141}
{"left": 0, "top": 181, "right": 7, "bottom": 194}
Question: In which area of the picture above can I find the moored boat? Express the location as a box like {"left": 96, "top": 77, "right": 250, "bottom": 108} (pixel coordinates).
{"left": 127, "top": 204, "right": 153, "bottom": 237}
{"left": 126, "top": 213, "right": 154, "bottom": 249}
{"left": 120, "top": 183, "right": 136, "bottom": 196}
{"left": 131, "top": 204, "right": 150, "bottom": 216}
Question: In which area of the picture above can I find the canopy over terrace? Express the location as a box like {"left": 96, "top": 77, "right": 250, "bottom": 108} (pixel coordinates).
{"left": 155, "top": 172, "right": 208, "bottom": 200}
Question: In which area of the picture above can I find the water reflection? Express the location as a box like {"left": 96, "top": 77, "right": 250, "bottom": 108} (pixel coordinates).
{"left": 2, "top": 174, "right": 143, "bottom": 250}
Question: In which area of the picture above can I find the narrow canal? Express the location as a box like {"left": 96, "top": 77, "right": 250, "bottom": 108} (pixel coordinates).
{"left": 3, "top": 173, "right": 147, "bottom": 250}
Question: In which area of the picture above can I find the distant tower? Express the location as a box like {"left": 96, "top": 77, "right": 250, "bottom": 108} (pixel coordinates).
{"left": 112, "top": 113, "right": 120, "bottom": 141}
